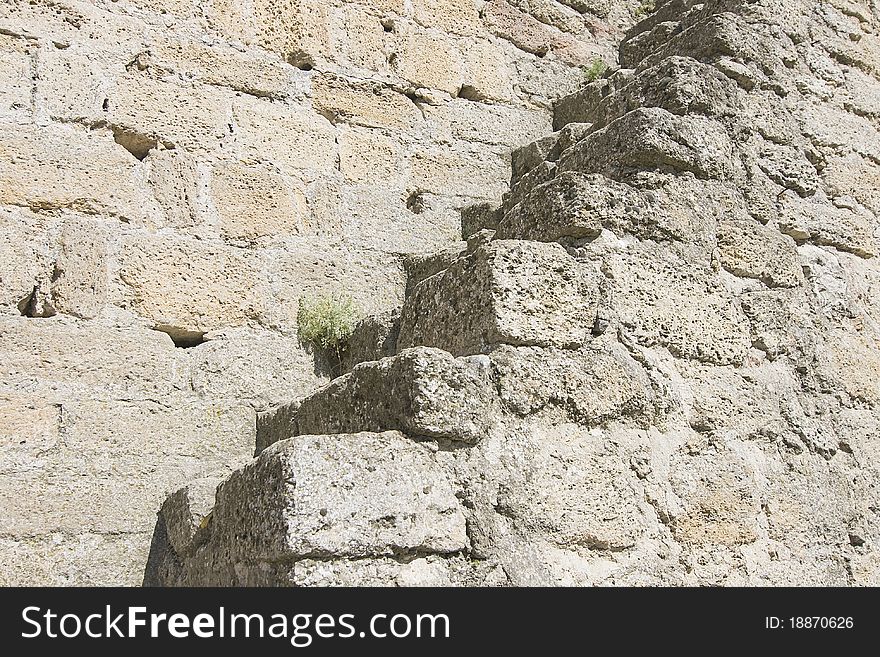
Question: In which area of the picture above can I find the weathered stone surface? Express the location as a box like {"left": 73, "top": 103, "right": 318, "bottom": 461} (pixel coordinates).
{"left": 0, "top": 398, "right": 253, "bottom": 536}
{"left": 8, "top": 0, "right": 880, "bottom": 589}
{"left": 601, "top": 244, "right": 751, "bottom": 366}
{"left": 0, "top": 207, "right": 51, "bottom": 314}
{"left": 398, "top": 240, "right": 600, "bottom": 355}
{"left": 0, "top": 315, "right": 189, "bottom": 402}
{"left": 0, "top": 123, "right": 162, "bottom": 224}
{"left": 262, "top": 347, "right": 496, "bottom": 449}
{"left": 49, "top": 217, "right": 110, "bottom": 319}
{"left": 117, "top": 233, "right": 268, "bottom": 339}
{"left": 557, "top": 107, "right": 738, "bottom": 181}
{"left": 490, "top": 342, "right": 658, "bottom": 427}
{"left": 211, "top": 162, "right": 308, "bottom": 242}
{"left": 189, "top": 327, "right": 325, "bottom": 412}
{"left": 715, "top": 216, "right": 804, "bottom": 288}
{"left": 145, "top": 431, "right": 469, "bottom": 584}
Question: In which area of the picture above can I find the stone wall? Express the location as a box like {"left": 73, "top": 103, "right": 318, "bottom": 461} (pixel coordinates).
{"left": 0, "top": 0, "right": 642, "bottom": 584}
{"left": 148, "top": 0, "right": 880, "bottom": 587}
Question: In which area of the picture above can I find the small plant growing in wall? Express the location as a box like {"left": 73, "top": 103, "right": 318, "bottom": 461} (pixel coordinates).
{"left": 296, "top": 294, "right": 359, "bottom": 367}
{"left": 635, "top": 0, "right": 657, "bottom": 18}
{"left": 583, "top": 58, "right": 609, "bottom": 82}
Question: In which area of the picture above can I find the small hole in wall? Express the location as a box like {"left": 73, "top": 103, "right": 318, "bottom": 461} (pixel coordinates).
{"left": 406, "top": 191, "right": 426, "bottom": 214}
{"left": 112, "top": 127, "right": 158, "bottom": 161}
{"left": 381, "top": 17, "right": 395, "bottom": 33}
{"left": 287, "top": 50, "right": 315, "bottom": 71}
{"left": 102, "top": 98, "right": 109, "bottom": 111}
{"left": 154, "top": 326, "right": 207, "bottom": 349}
{"left": 457, "top": 84, "right": 486, "bottom": 102}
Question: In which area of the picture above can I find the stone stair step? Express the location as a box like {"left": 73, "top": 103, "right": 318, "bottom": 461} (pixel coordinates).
{"left": 556, "top": 106, "right": 737, "bottom": 181}
{"left": 397, "top": 240, "right": 600, "bottom": 356}
{"left": 258, "top": 347, "right": 497, "bottom": 451}
{"left": 146, "top": 431, "right": 468, "bottom": 585}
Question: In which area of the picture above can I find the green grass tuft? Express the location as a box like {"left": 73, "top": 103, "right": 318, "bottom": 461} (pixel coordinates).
{"left": 296, "top": 294, "right": 360, "bottom": 360}
{"left": 583, "top": 58, "right": 609, "bottom": 82}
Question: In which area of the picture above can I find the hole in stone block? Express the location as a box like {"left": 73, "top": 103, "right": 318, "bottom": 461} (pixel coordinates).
{"left": 406, "top": 191, "right": 425, "bottom": 214}
{"left": 287, "top": 50, "right": 315, "bottom": 71}
{"left": 112, "top": 127, "right": 158, "bottom": 161}
{"left": 154, "top": 325, "right": 207, "bottom": 348}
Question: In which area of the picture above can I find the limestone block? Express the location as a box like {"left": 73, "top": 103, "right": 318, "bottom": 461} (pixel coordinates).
{"left": 603, "top": 244, "right": 751, "bottom": 366}
{"left": 398, "top": 240, "right": 600, "bottom": 355}
{"left": 159, "top": 475, "right": 225, "bottom": 557}
{"left": 0, "top": 533, "right": 152, "bottom": 586}
{"left": 0, "top": 33, "right": 32, "bottom": 119}
{"left": 557, "top": 107, "right": 738, "bottom": 181}
{"left": 117, "top": 233, "right": 268, "bottom": 339}
{"left": 313, "top": 182, "right": 460, "bottom": 253}
{"left": 287, "top": 347, "right": 497, "bottom": 444}
{"left": 331, "top": 3, "right": 388, "bottom": 70}
{"left": 341, "top": 308, "right": 401, "bottom": 372}
{"left": 268, "top": 239, "right": 405, "bottom": 324}
{"left": 391, "top": 28, "right": 464, "bottom": 94}
{"left": 0, "top": 315, "right": 189, "bottom": 402}
{"left": 497, "top": 425, "right": 648, "bottom": 550}
{"left": 49, "top": 216, "right": 110, "bottom": 319}
{"left": 233, "top": 95, "right": 337, "bottom": 174}
{"left": 715, "top": 216, "right": 804, "bottom": 288}
{"left": 410, "top": 145, "right": 509, "bottom": 198}
{"left": 779, "top": 195, "right": 877, "bottom": 259}
{"left": 145, "top": 148, "right": 200, "bottom": 229}
{"left": 0, "top": 399, "right": 253, "bottom": 535}
{"left": 144, "top": 38, "right": 295, "bottom": 99}
{"left": 0, "top": 397, "right": 60, "bottom": 475}
{"left": 412, "top": 0, "right": 485, "bottom": 37}
{"left": 338, "top": 126, "right": 404, "bottom": 185}
{"left": 497, "top": 171, "right": 658, "bottom": 242}
{"left": 0, "top": 122, "right": 162, "bottom": 225}
{"left": 423, "top": 100, "right": 550, "bottom": 147}
{"left": 462, "top": 38, "right": 514, "bottom": 102}
{"left": 209, "top": 431, "right": 468, "bottom": 560}
{"left": 666, "top": 449, "right": 761, "bottom": 547}
{"left": 754, "top": 142, "right": 820, "bottom": 197}
{"left": 490, "top": 343, "right": 657, "bottom": 427}
{"left": 37, "top": 44, "right": 116, "bottom": 124}
{"left": 0, "top": 208, "right": 52, "bottom": 314}
{"left": 211, "top": 162, "right": 308, "bottom": 241}
{"left": 108, "top": 74, "right": 233, "bottom": 153}
{"left": 205, "top": 0, "right": 333, "bottom": 61}
{"left": 189, "top": 327, "right": 324, "bottom": 412}
{"left": 312, "top": 73, "right": 422, "bottom": 131}
{"left": 293, "top": 555, "right": 456, "bottom": 586}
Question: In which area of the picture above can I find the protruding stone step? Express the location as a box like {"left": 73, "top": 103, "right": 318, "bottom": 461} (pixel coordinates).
{"left": 145, "top": 431, "right": 469, "bottom": 585}
{"left": 509, "top": 123, "right": 592, "bottom": 188}
{"left": 497, "top": 172, "right": 653, "bottom": 242}
{"left": 258, "top": 347, "right": 497, "bottom": 451}
{"left": 584, "top": 56, "right": 742, "bottom": 131}
{"left": 397, "top": 240, "right": 600, "bottom": 356}
{"left": 557, "top": 107, "right": 737, "bottom": 181}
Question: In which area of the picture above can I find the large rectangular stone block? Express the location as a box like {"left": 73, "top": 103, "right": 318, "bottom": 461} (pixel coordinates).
{"left": 398, "top": 240, "right": 600, "bottom": 355}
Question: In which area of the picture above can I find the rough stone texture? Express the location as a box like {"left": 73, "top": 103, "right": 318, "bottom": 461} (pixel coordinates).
{"left": 146, "top": 431, "right": 468, "bottom": 586}
{"left": 260, "top": 347, "right": 497, "bottom": 449}
{"left": 398, "top": 240, "right": 601, "bottom": 355}
{"left": 149, "top": 0, "right": 880, "bottom": 588}
{"left": 6, "top": 0, "right": 880, "bottom": 588}
{"left": 0, "top": 0, "right": 638, "bottom": 585}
